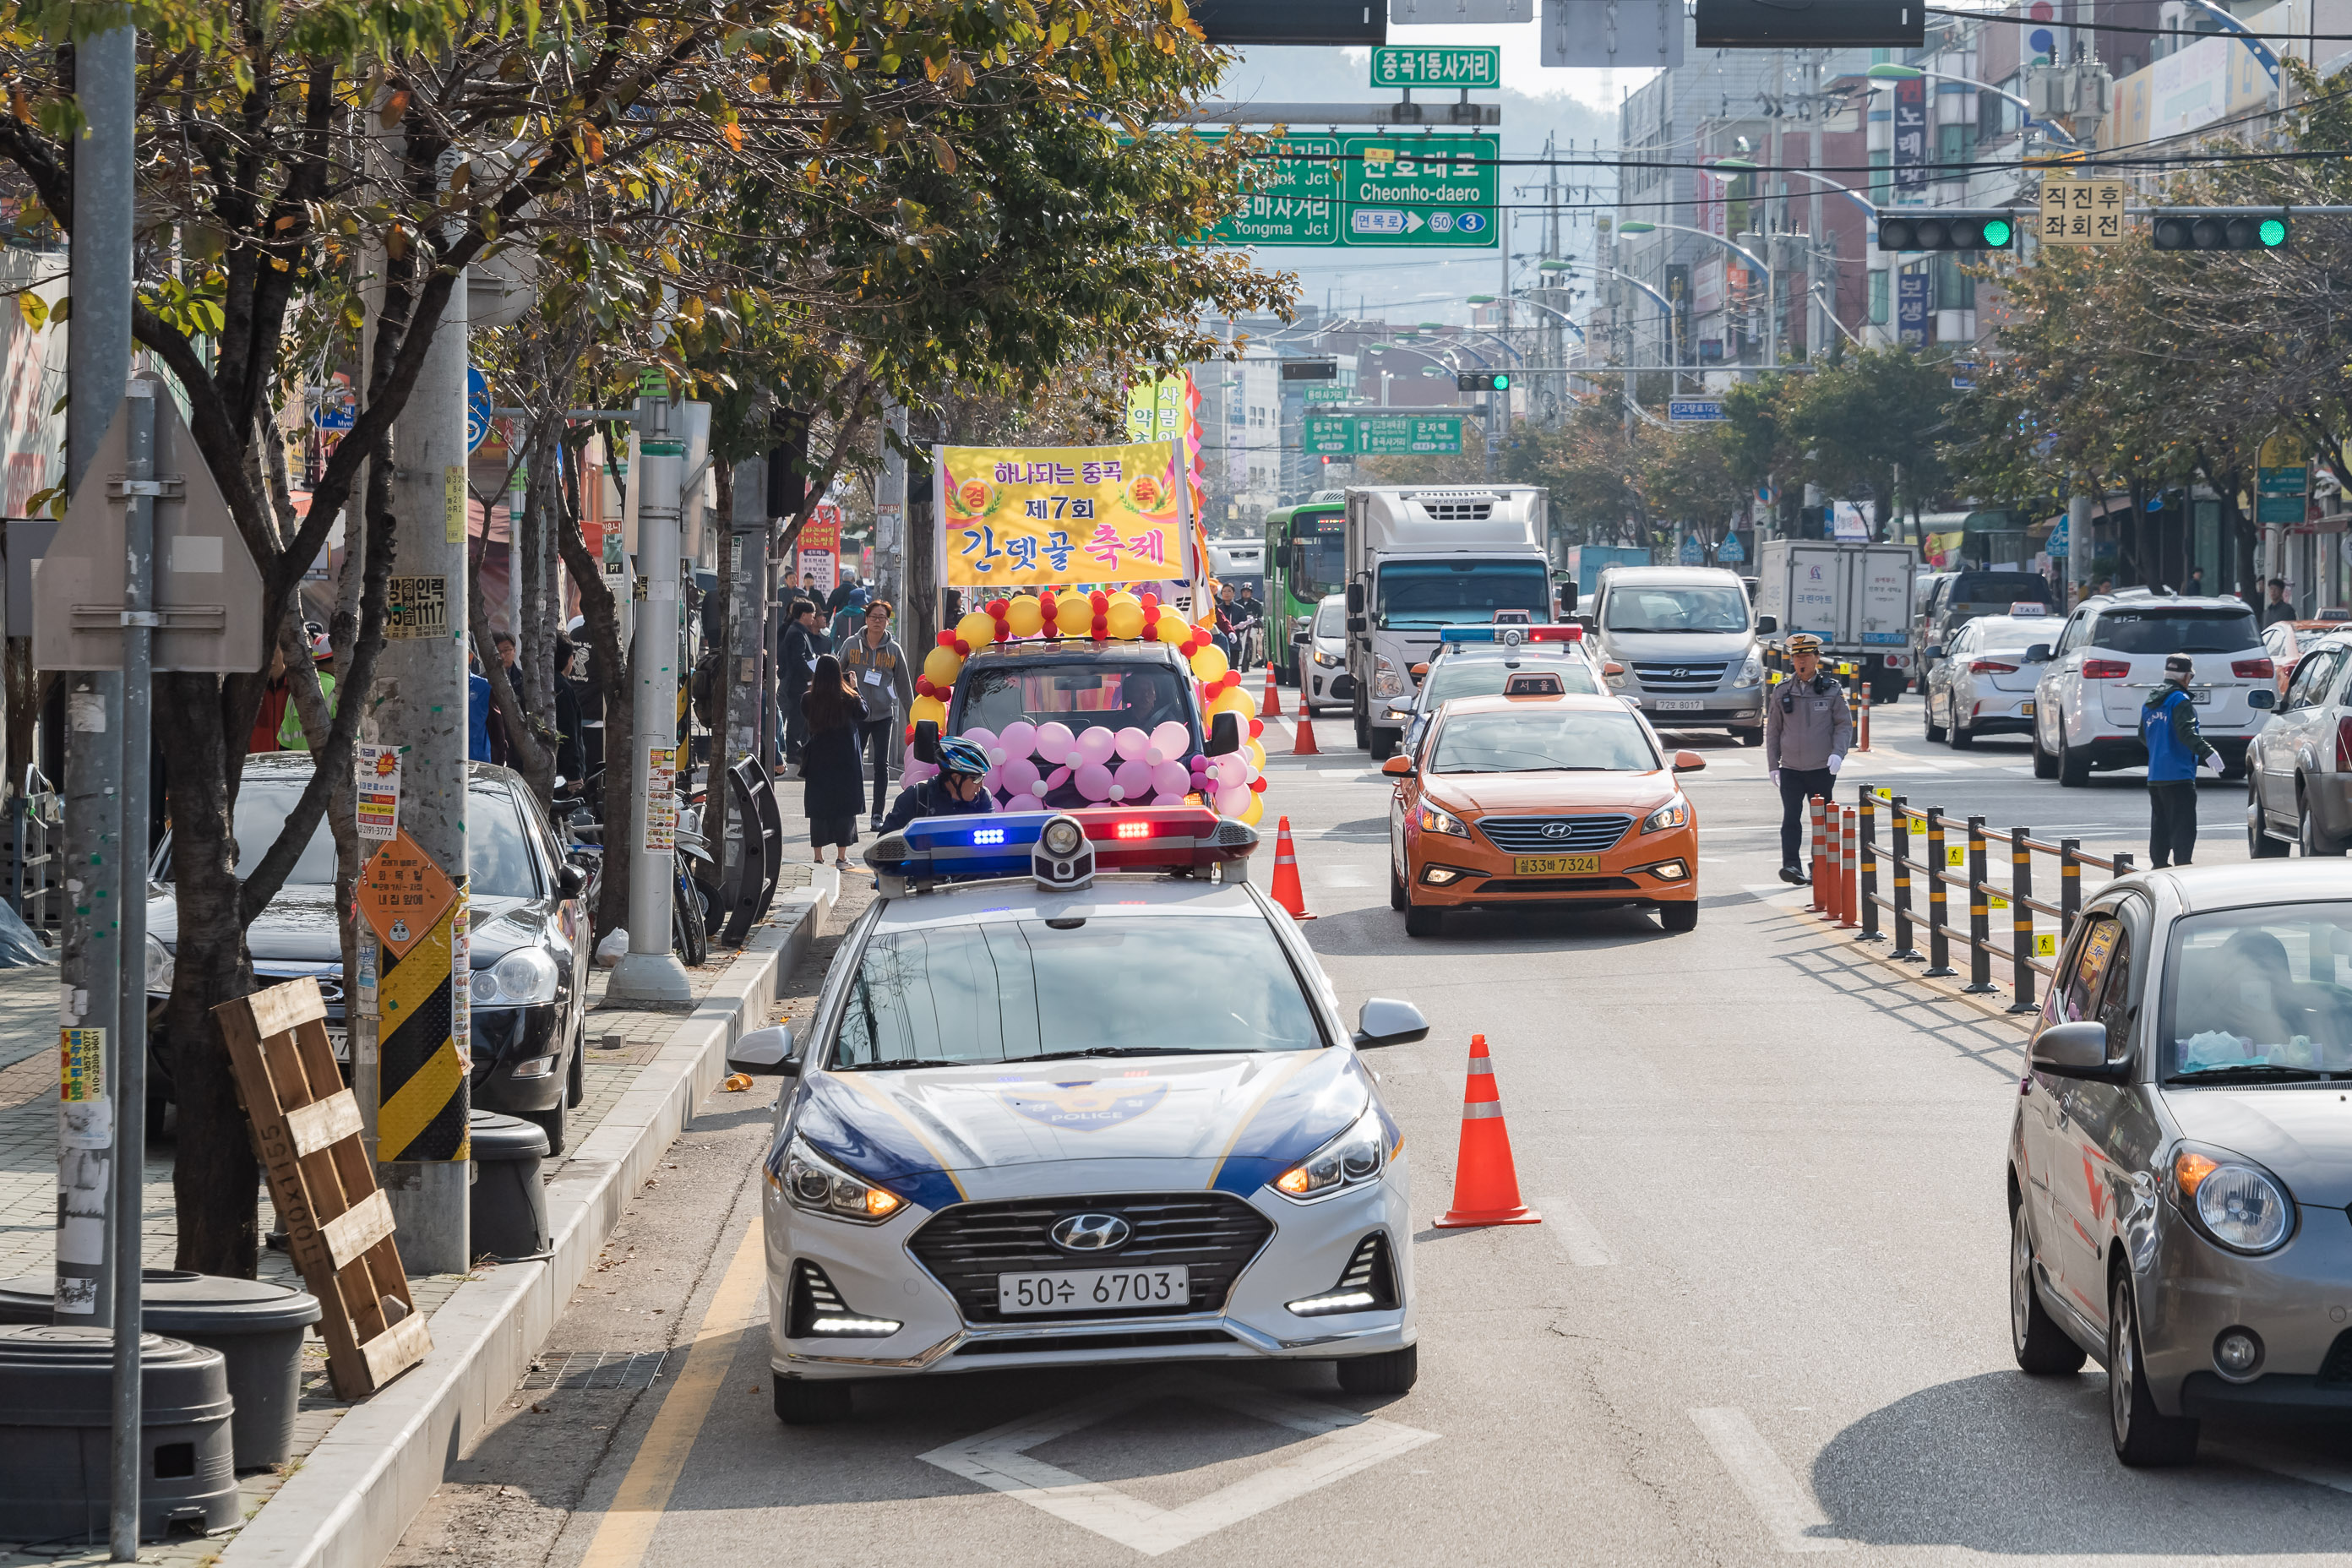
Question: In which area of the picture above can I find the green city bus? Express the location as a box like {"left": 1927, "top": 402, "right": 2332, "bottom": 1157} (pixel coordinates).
{"left": 1266, "top": 497, "right": 1347, "bottom": 685}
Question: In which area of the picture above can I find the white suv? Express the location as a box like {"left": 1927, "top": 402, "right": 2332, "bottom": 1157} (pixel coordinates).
{"left": 2029, "top": 591, "right": 2277, "bottom": 786}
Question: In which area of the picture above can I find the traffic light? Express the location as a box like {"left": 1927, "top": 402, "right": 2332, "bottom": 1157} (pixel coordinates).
{"left": 2150, "top": 210, "right": 2289, "bottom": 251}
{"left": 1281, "top": 358, "right": 1340, "bottom": 380}
{"left": 1876, "top": 210, "right": 2016, "bottom": 252}
{"left": 1457, "top": 372, "right": 1511, "bottom": 391}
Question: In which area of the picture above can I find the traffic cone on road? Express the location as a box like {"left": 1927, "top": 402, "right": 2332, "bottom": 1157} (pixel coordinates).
{"left": 1434, "top": 1034, "right": 1542, "bottom": 1229}
{"left": 1262, "top": 660, "right": 1284, "bottom": 718}
{"left": 1268, "top": 816, "right": 1315, "bottom": 920}
{"left": 1292, "top": 707, "right": 1320, "bottom": 756}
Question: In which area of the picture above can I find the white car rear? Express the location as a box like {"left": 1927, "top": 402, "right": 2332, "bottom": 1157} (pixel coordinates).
{"left": 1925, "top": 612, "right": 2051, "bottom": 747}
{"left": 2031, "top": 591, "right": 2276, "bottom": 786}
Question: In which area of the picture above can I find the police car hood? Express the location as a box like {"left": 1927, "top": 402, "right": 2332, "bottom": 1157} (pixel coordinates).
{"left": 792, "top": 1048, "right": 1375, "bottom": 1206}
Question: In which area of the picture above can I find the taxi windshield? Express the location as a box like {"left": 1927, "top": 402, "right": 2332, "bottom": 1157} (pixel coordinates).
{"left": 1431, "top": 709, "right": 1659, "bottom": 773}
{"left": 830, "top": 916, "right": 1326, "bottom": 1068}
{"left": 2162, "top": 906, "right": 2352, "bottom": 1081}
{"left": 1424, "top": 658, "right": 1598, "bottom": 709}
{"left": 957, "top": 662, "right": 1195, "bottom": 740}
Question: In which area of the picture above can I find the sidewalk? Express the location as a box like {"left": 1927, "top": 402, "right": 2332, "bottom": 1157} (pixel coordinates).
{"left": 0, "top": 862, "right": 832, "bottom": 1568}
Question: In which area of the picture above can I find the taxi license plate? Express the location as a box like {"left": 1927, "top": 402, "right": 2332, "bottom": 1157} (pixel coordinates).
{"left": 1514, "top": 855, "right": 1600, "bottom": 875}
{"left": 999, "top": 1265, "right": 1189, "bottom": 1315}
{"left": 326, "top": 1027, "right": 349, "bottom": 1063}
{"left": 1653, "top": 699, "right": 1707, "bottom": 711}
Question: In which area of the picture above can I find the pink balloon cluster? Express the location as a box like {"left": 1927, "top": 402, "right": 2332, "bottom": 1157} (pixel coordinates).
{"left": 899, "top": 720, "right": 1260, "bottom": 814}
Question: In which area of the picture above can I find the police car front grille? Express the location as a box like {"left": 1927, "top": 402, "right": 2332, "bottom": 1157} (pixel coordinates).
{"left": 1629, "top": 661, "right": 1729, "bottom": 692}
{"left": 908, "top": 1194, "right": 1275, "bottom": 1323}
{"left": 1478, "top": 815, "right": 1632, "bottom": 853}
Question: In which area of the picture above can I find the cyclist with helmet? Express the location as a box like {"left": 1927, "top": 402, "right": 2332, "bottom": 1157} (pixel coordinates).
{"left": 879, "top": 734, "right": 997, "bottom": 835}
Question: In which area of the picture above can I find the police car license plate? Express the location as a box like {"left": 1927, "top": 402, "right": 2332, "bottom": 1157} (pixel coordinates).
{"left": 999, "top": 1266, "right": 1189, "bottom": 1315}
{"left": 1653, "top": 699, "right": 1707, "bottom": 711}
{"left": 1514, "top": 855, "right": 1601, "bottom": 875}
{"left": 326, "top": 1027, "right": 349, "bottom": 1063}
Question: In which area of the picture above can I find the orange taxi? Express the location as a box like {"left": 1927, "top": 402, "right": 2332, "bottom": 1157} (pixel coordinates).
{"left": 1383, "top": 681, "right": 1705, "bottom": 938}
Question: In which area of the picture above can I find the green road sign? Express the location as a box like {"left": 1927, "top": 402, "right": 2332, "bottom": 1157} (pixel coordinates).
{"left": 1200, "top": 133, "right": 1341, "bottom": 247}
{"left": 2258, "top": 466, "right": 2308, "bottom": 497}
{"left": 1304, "top": 416, "right": 1358, "bottom": 455}
{"left": 1303, "top": 384, "right": 1357, "bottom": 403}
{"left": 1359, "top": 415, "right": 1463, "bottom": 454}
{"left": 1341, "top": 134, "right": 1497, "bottom": 248}
{"left": 1370, "top": 46, "right": 1500, "bottom": 89}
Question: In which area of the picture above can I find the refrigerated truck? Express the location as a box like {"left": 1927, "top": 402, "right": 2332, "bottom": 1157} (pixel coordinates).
{"left": 1752, "top": 538, "right": 1919, "bottom": 704}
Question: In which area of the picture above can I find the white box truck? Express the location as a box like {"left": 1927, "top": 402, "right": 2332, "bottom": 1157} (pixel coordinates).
{"left": 1754, "top": 539, "right": 1919, "bottom": 703}
{"left": 1343, "top": 486, "right": 1554, "bottom": 760}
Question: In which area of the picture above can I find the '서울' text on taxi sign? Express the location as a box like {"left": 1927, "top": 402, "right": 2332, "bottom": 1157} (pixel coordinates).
{"left": 935, "top": 440, "right": 1192, "bottom": 589}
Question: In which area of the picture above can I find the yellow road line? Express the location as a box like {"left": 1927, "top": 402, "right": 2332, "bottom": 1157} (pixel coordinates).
{"left": 575, "top": 1217, "right": 769, "bottom": 1568}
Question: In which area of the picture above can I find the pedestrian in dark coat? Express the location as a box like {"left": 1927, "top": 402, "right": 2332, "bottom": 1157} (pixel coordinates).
{"left": 800, "top": 655, "right": 867, "bottom": 867}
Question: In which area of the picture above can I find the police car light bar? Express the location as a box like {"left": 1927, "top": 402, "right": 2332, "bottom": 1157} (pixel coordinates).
{"left": 865, "top": 808, "right": 1260, "bottom": 896}
{"left": 1437, "top": 624, "right": 1582, "bottom": 645}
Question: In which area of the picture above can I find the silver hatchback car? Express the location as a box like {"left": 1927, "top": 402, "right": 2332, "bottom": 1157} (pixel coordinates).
{"left": 2011, "top": 863, "right": 2352, "bottom": 1465}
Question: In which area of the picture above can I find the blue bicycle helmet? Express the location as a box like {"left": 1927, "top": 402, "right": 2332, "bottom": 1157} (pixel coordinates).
{"left": 936, "top": 735, "right": 991, "bottom": 778}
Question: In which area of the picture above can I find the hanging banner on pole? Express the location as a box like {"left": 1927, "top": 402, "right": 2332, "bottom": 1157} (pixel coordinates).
{"left": 798, "top": 511, "right": 841, "bottom": 596}
{"left": 935, "top": 440, "right": 1189, "bottom": 590}
{"left": 645, "top": 744, "right": 679, "bottom": 850}
{"left": 355, "top": 744, "right": 402, "bottom": 841}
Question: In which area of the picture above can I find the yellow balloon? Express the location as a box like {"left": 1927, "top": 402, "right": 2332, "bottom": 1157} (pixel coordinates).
{"left": 1190, "top": 645, "right": 1231, "bottom": 683}
{"left": 955, "top": 611, "right": 997, "bottom": 651}
{"left": 1055, "top": 595, "right": 1095, "bottom": 636}
{"left": 1244, "top": 739, "right": 1266, "bottom": 770}
{"left": 1154, "top": 611, "right": 1191, "bottom": 645}
{"left": 1104, "top": 601, "right": 1146, "bottom": 640}
{"left": 909, "top": 694, "right": 948, "bottom": 727}
{"left": 1004, "top": 595, "right": 1045, "bottom": 637}
{"left": 922, "top": 645, "right": 963, "bottom": 688}
{"left": 1207, "top": 685, "right": 1250, "bottom": 717}
{"left": 1239, "top": 792, "right": 1266, "bottom": 827}
{"left": 1108, "top": 589, "right": 1141, "bottom": 612}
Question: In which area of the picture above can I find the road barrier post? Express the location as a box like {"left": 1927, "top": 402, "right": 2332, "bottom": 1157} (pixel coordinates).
{"left": 1964, "top": 814, "right": 1996, "bottom": 994}
{"left": 1924, "top": 807, "right": 1956, "bottom": 977}
{"left": 1857, "top": 789, "right": 1882, "bottom": 941}
{"left": 1890, "top": 794, "right": 1919, "bottom": 960}
{"left": 2060, "top": 837, "right": 2082, "bottom": 940}
{"left": 2009, "top": 825, "right": 2038, "bottom": 1013}
{"left": 1809, "top": 795, "right": 1828, "bottom": 912}
{"left": 1819, "top": 800, "right": 1841, "bottom": 922}
{"left": 1857, "top": 683, "right": 1872, "bottom": 752}
{"left": 1839, "top": 806, "right": 1859, "bottom": 928}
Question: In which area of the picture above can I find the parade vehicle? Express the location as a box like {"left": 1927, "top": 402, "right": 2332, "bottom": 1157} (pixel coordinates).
{"left": 725, "top": 804, "right": 1430, "bottom": 1424}
{"left": 1393, "top": 624, "right": 1602, "bottom": 754}
{"left": 1384, "top": 687, "right": 1706, "bottom": 938}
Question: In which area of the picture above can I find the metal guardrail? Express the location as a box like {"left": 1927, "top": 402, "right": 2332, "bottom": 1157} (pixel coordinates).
{"left": 1803, "top": 781, "right": 2137, "bottom": 1013}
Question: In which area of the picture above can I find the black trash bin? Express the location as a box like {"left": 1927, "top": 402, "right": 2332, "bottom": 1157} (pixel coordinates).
{"left": 0, "top": 1325, "right": 237, "bottom": 1543}
{"left": 470, "top": 1109, "right": 551, "bottom": 1259}
{"left": 0, "top": 1271, "right": 321, "bottom": 1472}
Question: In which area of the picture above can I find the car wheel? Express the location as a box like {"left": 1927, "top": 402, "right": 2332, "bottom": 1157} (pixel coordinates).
{"left": 524, "top": 1100, "right": 568, "bottom": 1158}
{"left": 1951, "top": 713, "right": 1974, "bottom": 749}
{"left": 1353, "top": 704, "right": 1369, "bottom": 752}
{"left": 1738, "top": 727, "right": 1763, "bottom": 749}
{"left": 1659, "top": 901, "right": 1698, "bottom": 933}
{"left": 1389, "top": 852, "right": 1407, "bottom": 912}
{"left": 1925, "top": 693, "right": 1947, "bottom": 744}
{"left": 774, "top": 1378, "right": 856, "bottom": 1425}
{"left": 2032, "top": 724, "right": 2059, "bottom": 780}
{"left": 2059, "top": 731, "right": 2091, "bottom": 788}
{"left": 2011, "top": 1200, "right": 2087, "bottom": 1375}
{"left": 2250, "top": 784, "right": 2290, "bottom": 858}
{"left": 1368, "top": 730, "right": 1396, "bottom": 763}
{"left": 2109, "top": 1271, "right": 2199, "bottom": 1467}
{"left": 1336, "top": 1344, "right": 1418, "bottom": 1396}
{"left": 567, "top": 1030, "right": 586, "bottom": 1108}
{"left": 1403, "top": 897, "right": 1442, "bottom": 939}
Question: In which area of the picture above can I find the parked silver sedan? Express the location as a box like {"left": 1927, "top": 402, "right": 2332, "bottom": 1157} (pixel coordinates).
{"left": 2011, "top": 863, "right": 2352, "bottom": 1465}
{"left": 2246, "top": 629, "right": 2352, "bottom": 857}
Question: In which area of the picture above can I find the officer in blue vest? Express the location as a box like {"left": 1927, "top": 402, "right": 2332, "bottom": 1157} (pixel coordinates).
{"left": 2142, "top": 653, "right": 2222, "bottom": 868}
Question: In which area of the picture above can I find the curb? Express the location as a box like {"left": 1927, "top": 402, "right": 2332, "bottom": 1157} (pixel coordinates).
{"left": 218, "top": 879, "right": 835, "bottom": 1568}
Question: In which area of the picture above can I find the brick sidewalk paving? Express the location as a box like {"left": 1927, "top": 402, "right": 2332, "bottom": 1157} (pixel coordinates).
{"left": 0, "top": 864, "right": 815, "bottom": 1565}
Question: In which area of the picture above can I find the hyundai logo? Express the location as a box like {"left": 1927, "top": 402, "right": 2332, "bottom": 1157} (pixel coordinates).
{"left": 1541, "top": 822, "right": 1572, "bottom": 841}
{"left": 1050, "top": 1213, "right": 1130, "bottom": 1253}
{"left": 1672, "top": 667, "right": 1690, "bottom": 679}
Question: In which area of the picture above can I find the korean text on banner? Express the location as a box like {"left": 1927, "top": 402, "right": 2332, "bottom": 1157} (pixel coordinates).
{"left": 939, "top": 440, "right": 1188, "bottom": 589}
{"left": 355, "top": 743, "right": 401, "bottom": 841}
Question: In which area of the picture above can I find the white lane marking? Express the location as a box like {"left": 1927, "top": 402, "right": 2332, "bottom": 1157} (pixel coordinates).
{"left": 1315, "top": 868, "right": 1374, "bottom": 888}
{"left": 1533, "top": 1194, "right": 1614, "bottom": 1265}
{"left": 921, "top": 1372, "right": 1437, "bottom": 1557}
{"left": 1689, "top": 1407, "right": 1844, "bottom": 1553}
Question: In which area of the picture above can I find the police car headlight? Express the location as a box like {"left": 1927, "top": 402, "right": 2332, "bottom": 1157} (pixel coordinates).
{"left": 1640, "top": 798, "right": 1688, "bottom": 835}
{"left": 472, "top": 948, "right": 558, "bottom": 1007}
{"left": 1374, "top": 656, "right": 1407, "bottom": 700}
{"left": 783, "top": 1135, "right": 906, "bottom": 1224}
{"left": 1417, "top": 802, "right": 1469, "bottom": 838}
{"left": 1274, "top": 1105, "right": 1386, "bottom": 1201}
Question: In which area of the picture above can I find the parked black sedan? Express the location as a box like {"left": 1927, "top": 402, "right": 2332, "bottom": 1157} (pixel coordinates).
{"left": 146, "top": 754, "right": 592, "bottom": 1152}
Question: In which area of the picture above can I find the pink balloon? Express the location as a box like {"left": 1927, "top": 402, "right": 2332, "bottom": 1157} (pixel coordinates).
{"left": 961, "top": 727, "right": 999, "bottom": 762}
{"left": 997, "top": 757, "right": 1041, "bottom": 798}
{"left": 1151, "top": 760, "right": 1190, "bottom": 796}
{"left": 1151, "top": 791, "right": 1189, "bottom": 806}
{"left": 1113, "top": 727, "right": 1151, "bottom": 761}
{"left": 1215, "top": 783, "right": 1251, "bottom": 817}
{"left": 1114, "top": 758, "right": 1154, "bottom": 800}
{"left": 1074, "top": 726, "right": 1118, "bottom": 765}
{"left": 1035, "top": 721, "right": 1075, "bottom": 763}
{"left": 1075, "top": 762, "right": 1114, "bottom": 802}
{"left": 1004, "top": 792, "right": 1043, "bottom": 813}
{"left": 901, "top": 758, "right": 939, "bottom": 787}
{"left": 1213, "top": 753, "right": 1250, "bottom": 788}
{"left": 998, "top": 721, "right": 1037, "bottom": 760}
{"left": 1148, "top": 721, "right": 1191, "bottom": 764}
{"left": 1046, "top": 765, "right": 1072, "bottom": 792}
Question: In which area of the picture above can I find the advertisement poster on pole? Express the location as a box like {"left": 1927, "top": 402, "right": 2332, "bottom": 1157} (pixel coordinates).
{"left": 355, "top": 744, "right": 401, "bottom": 841}
{"left": 798, "top": 507, "right": 841, "bottom": 595}
{"left": 645, "top": 744, "right": 678, "bottom": 851}
{"left": 934, "top": 440, "right": 1190, "bottom": 591}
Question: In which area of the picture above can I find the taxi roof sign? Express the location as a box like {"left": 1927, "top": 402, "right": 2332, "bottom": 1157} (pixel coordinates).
{"left": 2009, "top": 602, "right": 2051, "bottom": 616}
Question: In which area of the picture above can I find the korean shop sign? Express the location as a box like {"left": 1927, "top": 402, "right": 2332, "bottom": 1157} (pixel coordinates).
{"left": 936, "top": 441, "right": 1190, "bottom": 588}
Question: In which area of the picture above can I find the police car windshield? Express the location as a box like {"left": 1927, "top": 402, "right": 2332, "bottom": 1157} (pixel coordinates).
{"left": 1424, "top": 658, "right": 1598, "bottom": 707}
{"left": 958, "top": 662, "right": 1195, "bottom": 738}
{"left": 1603, "top": 585, "right": 1750, "bottom": 634}
{"left": 2095, "top": 607, "right": 2260, "bottom": 655}
{"left": 1432, "top": 710, "right": 1660, "bottom": 773}
{"left": 830, "top": 917, "right": 1325, "bottom": 1067}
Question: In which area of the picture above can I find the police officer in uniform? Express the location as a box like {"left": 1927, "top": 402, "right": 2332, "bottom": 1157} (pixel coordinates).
{"left": 1764, "top": 633, "right": 1854, "bottom": 885}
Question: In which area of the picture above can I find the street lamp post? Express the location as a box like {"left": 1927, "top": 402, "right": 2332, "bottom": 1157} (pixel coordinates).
{"left": 1617, "top": 220, "right": 1774, "bottom": 371}
{"left": 1711, "top": 157, "right": 1877, "bottom": 354}
{"left": 1864, "top": 62, "right": 2079, "bottom": 148}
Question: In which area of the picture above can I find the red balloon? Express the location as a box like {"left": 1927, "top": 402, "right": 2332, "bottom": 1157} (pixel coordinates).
{"left": 1140, "top": 593, "right": 1159, "bottom": 616}
{"left": 987, "top": 598, "right": 1009, "bottom": 617}
{"left": 935, "top": 630, "right": 956, "bottom": 647}
{"left": 953, "top": 639, "right": 971, "bottom": 656}
{"left": 1249, "top": 776, "right": 1267, "bottom": 792}
{"left": 1090, "top": 590, "right": 1108, "bottom": 610}
{"left": 1249, "top": 718, "right": 1264, "bottom": 738}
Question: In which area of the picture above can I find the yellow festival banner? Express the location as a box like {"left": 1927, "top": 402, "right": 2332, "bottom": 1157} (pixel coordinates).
{"left": 936, "top": 440, "right": 1191, "bottom": 590}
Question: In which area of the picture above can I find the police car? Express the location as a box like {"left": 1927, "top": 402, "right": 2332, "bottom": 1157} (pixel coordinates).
{"left": 1393, "top": 624, "right": 1601, "bottom": 752}
{"left": 726, "top": 804, "right": 1429, "bottom": 1424}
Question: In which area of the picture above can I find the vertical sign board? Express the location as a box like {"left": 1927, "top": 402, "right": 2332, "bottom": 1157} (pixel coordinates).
{"left": 798, "top": 508, "right": 841, "bottom": 595}
{"left": 356, "top": 831, "right": 467, "bottom": 1163}
{"left": 1897, "top": 270, "right": 1930, "bottom": 349}
{"left": 1892, "top": 76, "right": 1929, "bottom": 193}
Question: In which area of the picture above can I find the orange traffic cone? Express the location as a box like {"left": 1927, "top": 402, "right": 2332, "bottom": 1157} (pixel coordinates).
{"left": 1434, "top": 1034, "right": 1541, "bottom": 1229}
{"left": 1262, "top": 659, "right": 1284, "bottom": 718}
{"left": 1292, "top": 707, "right": 1320, "bottom": 756}
{"left": 1268, "top": 816, "right": 1315, "bottom": 920}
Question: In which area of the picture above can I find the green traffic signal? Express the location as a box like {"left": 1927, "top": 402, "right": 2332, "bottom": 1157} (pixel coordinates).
{"left": 1983, "top": 218, "right": 2013, "bottom": 248}
{"left": 2150, "top": 209, "right": 2290, "bottom": 251}
{"left": 2261, "top": 217, "right": 2288, "bottom": 248}
{"left": 1492, "top": 373, "right": 1511, "bottom": 390}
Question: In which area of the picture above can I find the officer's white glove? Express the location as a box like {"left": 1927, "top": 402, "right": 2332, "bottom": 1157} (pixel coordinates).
{"left": 2200, "top": 750, "right": 2223, "bottom": 774}
{"left": 1769, "top": 769, "right": 1782, "bottom": 787}
{"left": 1827, "top": 753, "right": 1844, "bottom": 776}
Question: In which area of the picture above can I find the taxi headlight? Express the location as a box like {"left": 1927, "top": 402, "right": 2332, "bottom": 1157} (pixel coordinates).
{"left": 471, "top": 948, "right": 559, "bottom": 1008}
{"left": 2175, "top": 1145, "right": 2295, "bottom": 1255}
{"left": 1273, "top": 1105, "right": 1386, "bottom": 1201}
{"left": 1417, "top": 802, "right": 1469, "bottom": 838}
{"left": 783, "top": 1135, "right": 906, "bottom": 1224}
{"left": 1640, "top": 798, "right": 1688, "bottom": 835}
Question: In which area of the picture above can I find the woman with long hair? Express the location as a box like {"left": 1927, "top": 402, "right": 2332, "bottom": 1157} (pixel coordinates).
{"left": 799, "top": 655, "right": 866, "bottom": 868}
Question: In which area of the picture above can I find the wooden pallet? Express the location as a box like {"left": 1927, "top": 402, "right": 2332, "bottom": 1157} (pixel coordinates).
{"left": 215, "top": 978, "right": 433, "bottom": 1399}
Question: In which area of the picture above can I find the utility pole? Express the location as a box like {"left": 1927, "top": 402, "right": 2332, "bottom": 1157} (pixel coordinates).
{"left": 716, "top": 456, "right": 768, "bottom": 933}
{"left": 875, "top": 398, "right": 908, "bottom": 607}
{"left": 364, "top": 269, "right": 471, "bottom": 1273}
{"left": 607, "top": 384, "right": 690, "bottom": 1003}
{"left": 1808, "top": 51, "right": 1827, "bottom": 357}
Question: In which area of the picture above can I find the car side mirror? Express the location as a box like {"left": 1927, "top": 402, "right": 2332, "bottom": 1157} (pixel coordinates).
{"left": 1353, "top": 997, "right": 1429, "bottom": 1048}
{"left": 1557, "top": 583, "right": 1579, "bottom": 615}
{"left": 1755, "top": 614, "right": 1777, "bottom": 634}
{"left": 1575, "top": 613, "right": 1595, "bottom": 630}
{"left": 1409, "top": 662, "right": 1429, "bottom": 678}
{"left": 1380, "top": 755, "right": 1414, "bottom": 776}
{"left": 727, "top": 1024, "right": 800, "bottom": 1077}
{"left": 1293, "top": 629, "right": 1312, "bottom": 645}
{"left": 2023, "top": 643, "right": 2051, "bottom": 664}
{"left": 1346, "top": 615, "right": 1367, "bottom": 634}
{"left": 1602, "top": 661, "right": 1625, "bottom": 678}
{"left": 912, "top": 720, "right": 940, "bottom": 765}
{"left": 1925, "top": 645, "right": 1944, "bottom": 662}
{"left": 557, "top": 863, "right": 589, "bottom": 896}
{"left": 2030, "top": 1020, "right": 2126, "bottom": 1081}
{"left": 2250, "top": 688, "right": 2275, "bottom": 710}
{"left": 1674, "top": 750, "right": 1706, "bottom": 773}
{"left": 1205, "top": 710, "right": 1243, "bottom": 757}
{"left": 1346, "top": 583, "right": 1365, "bottom": 615}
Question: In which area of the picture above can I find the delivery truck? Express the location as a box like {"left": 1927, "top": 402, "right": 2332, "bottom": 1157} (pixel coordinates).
{"left": 1752, "top": 538, "right": 1919, "bottom": 704}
